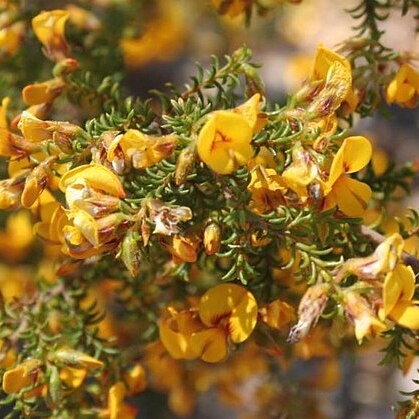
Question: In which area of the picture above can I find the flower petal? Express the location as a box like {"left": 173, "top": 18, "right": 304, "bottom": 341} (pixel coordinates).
{"left": 190, "top": 328, "right": 227, "bottom": 363}
{"left": 199, "top": 284, "right": 258, "bottom": 343}
{"left": 197, "top": 111, "right": 253, "bottom": 175}
{"left": 390, "top": 302, "right": 419, "bottom": 329}
{"left": 334, "top": 176, "right": 371, "bottom": 217}
{"left": 59, "top": 164, "right": 125, "bottom": 198}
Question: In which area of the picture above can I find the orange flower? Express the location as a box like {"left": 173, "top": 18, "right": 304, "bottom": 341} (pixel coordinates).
{"left": 22, "top": 78, "right": 65, "bottom": 106}
{"left": 381, "top": 264, "right": 419, "bottom": 329}
{"left": 386, "top": 63, "right": 419, "bottom": 109}
{"left": 160, "top": 284, "right": 258, "bottom": 363}
{"left": 197, "top": 110, "right": 254, "bottom": 175}
{"left": 106, "top": 129, "right": 177, "bottom": 173}
{"left": 322, "top": 136, "right": 372, "bottom": 217}
{"left": 343, "top": 291, "right": 387, "bottom": 343}
{"left": 32, "top": 10, "right": 70, "bottom": 61}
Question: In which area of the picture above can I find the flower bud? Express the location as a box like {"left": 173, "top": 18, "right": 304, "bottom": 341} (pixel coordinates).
{"left": 49, "top": 365, "right": 62, "bottom": 404}
{"left": 242, "top": 63, "right": 265, "bottom": 98}
{"left": 162, "top": 235, "right": 198, "bottom": 263}
{"left": 204, "top": 223, "right": 221, "bottom": 255}
{"left": 175, "top": 144, "right": 195, "bottom": 185}
{"left": 21, "top": 160, "right": 54, "bottom": 208}
{"left": 53, "top": 58, "right": 79, "bottom": 77}
{"left": 54, "top": 348, "right": 104, "bottom": 369}
{"left": 120, "top": 230, "right": 141, "bottom": 277}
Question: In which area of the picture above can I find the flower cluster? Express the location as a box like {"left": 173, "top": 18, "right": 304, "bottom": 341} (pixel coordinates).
{"left": 0, "top": 2, "right": 418, "bottom": 418}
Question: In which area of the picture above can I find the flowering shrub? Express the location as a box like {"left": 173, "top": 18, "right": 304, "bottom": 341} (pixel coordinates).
{"left": 0, "top": 1, "right": 418, "bottom": 418}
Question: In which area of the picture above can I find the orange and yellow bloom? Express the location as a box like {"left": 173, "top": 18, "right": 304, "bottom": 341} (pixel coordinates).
{"left": 381, "top": 264, "right": 419, "bottom": 329}
{"left": 57, "top": 164, "right": 129, "bottom": 259}
{"left": 197, "top": 94, "right": 264, "bottom": 175}
{"left": 106, "top": 129, "right": 177, "bottom": 173}
{"left": 160, "top": 284, "right": 258, "bottom": 362}
{"left": 32, "top": 10, "right": 70, "bottom": 61}
{"left": 386, "top": 63, "right": 419, "bottom": 109}
{"left": 322, "top": 136, "right": 372, "bottom": 217}
{"left": 304, "top": 45, "right": 353, "bottom": 118}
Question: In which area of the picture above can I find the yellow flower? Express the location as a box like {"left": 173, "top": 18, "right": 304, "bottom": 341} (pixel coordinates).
{"left": 33, "top": 199, "right": 68, "bottom": 246}
{"left": 22, "top": 78, "right": 65, "bottom": 106}
{"left": 304, "top": 45, "right": 353, "bottom": 117}
{"left": 58, "top": 164, "right": 129, "bottom": 259}
{"left": 106, "top": 129, "right": 177, "bottom": 172}
{"left": 282, "top": 146, "right": 320, "bottom": 202}
{"left": 0, "top": 210, "right": 33, "bottom": 262}
{"left": 2, "top": 359, "right": 41, "bottom": 394}
{"left": 0, "top": 96, "right": 9, "bottom": 129}
{"left": 0, "top": 340, "right": 16, "bottom": 369}
{"left": 59, "top": 367, "right": 87, "bottom": 389}
{"left": 124, "top": 364, "right": 147, "bottom": 395}
{"left": 197, "top": 110, "right": 254, "bottom": 174}
{"left": 21, "top": 159, "right": 55, "bottom": 208}
{"left": 259, "top": 299, "right": 296, "bottom": 330}
{"left": 106, "top": 382, "right": 137, "bottom": 419}
{"left": 0, "top": 176, "right": 24, "bottom": 210}
{"left": 322, "top": 136, "right": 372, "bottom": 217}
{"left": 386, "top": 63, "right": 419, "bottom": 108}
{"left": 233, "top": 93, "right": 267, "bottom": 134}
{"left": 343, "top": 291, "right": 387, "bottom": 343}
{"left": 0, "top": 99, "right": 37, "bottom": 158}
{"left": 63, "top": 213, "right": 127, "bottom": 259}
{"left": 0, "top": 265, "right": 36, "bottom": 301}
{"left": 120, "top": 7, "right": 186, "bottom": 69}
{"left": 0, "top": 22, "right": 24, "bottom": 59}
{"left": 310, "top": 45, "right": 351, "bottom": 84}
{"left": 381, "top": 264, "right": 419, "bottom": 329}
{"left": 160, "top": 284, "right": 258, "bottom": 363}
{"left": 199, "top": 283, "right": 258, "bottom": 344}
{"left": 212, "top": 0, "right": 250, "bottom": 17}
{"left": 371, "top": 146, "right": 388, "bottom": 176}
{"left": 59, "top": 164, "right": 126, "bottom": 199}
{"left": 159, "top": 308, "right": 226, "bottom": 362}
{"left": 18, "top": 111, "right": 81, "bottom": 143}
{"left": 66, "top": 5, "right": 101, "bottom": 32}
{"left": 248, "top": 165, "right": 286, "bottom": 213}
{"left": 337, "top": 233, "right": 404, "bottom": 281}
{"left": 162, "top": 234, "right": 198, "bottom": 263}
{"left": 32, "top": 10, "right": 70, "bottom": 61}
